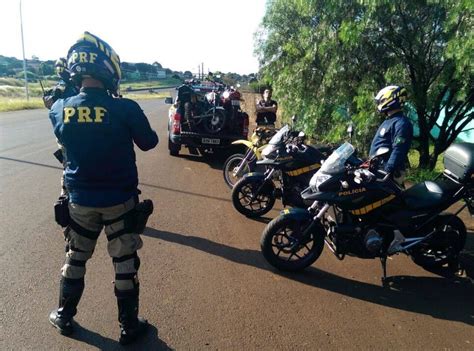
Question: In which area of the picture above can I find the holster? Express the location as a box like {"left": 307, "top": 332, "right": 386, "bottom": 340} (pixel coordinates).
{"left": 54, "top": 195, "right": 70, "bottom": 227}
{"left": 123, "top": 199, "right": 154, "bottom": 234}
{"left": 53, "top": 149, "right": 64, "bottom": 164}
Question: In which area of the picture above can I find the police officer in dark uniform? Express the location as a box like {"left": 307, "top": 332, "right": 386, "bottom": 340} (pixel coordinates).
{"left": 370, "top": 85, "right": 413, "bottom": 185}
{"left": 48, "top": 32, "right": 158, "bottom": 345}
{"left": 43, "top": 58, "right": 80, "bottom": 110}
{"left": 43, "top": 58, "right": 80, "bottom": 196}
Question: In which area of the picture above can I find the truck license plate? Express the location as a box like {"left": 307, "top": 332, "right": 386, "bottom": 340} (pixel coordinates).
{"left": 202, "top": 138, "right": 220, "bottom": 145}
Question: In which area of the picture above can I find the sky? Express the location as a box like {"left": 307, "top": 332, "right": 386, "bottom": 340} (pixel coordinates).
{"left": 0, "top": 0, "right": 267, "bottom": 75}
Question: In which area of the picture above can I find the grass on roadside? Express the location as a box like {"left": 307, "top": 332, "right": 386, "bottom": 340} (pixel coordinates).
{"left": 121, "top": 78, "right": 181, "bottom": 90}
{"left": 120, "top": 92, "right": 170, "bottom": 100}
{"left": 0, "top": 92, "right": 169, "bottom": 112}
{"left": 0, "top": 98, "right": 45, "bottom": 112}
{"left": 406, "top": 148, "right": 444, "bottom": 182}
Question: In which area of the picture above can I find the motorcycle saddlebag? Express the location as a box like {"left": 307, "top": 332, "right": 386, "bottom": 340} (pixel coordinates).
{"left": 443, "top": 143, "right": 474, "bottom": 183}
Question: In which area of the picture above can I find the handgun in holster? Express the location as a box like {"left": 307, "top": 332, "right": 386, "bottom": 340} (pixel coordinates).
{"left": 53, "top": 149, "right": 64, "bottom": 164}
{"left": 54, "top": 195, "right": 70, "bottom": 227}
{"left": 124, "top": 199, "right": 154, "bottom": 234}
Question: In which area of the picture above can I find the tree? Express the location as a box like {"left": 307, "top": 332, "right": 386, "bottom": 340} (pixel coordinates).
{"left": 256, "top": 0, "right": 473, "bottom": 168}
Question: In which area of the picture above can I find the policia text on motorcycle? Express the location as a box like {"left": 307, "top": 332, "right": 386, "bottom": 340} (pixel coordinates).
{"left": 48, "top": 32, "right": 158, "bottom": 345}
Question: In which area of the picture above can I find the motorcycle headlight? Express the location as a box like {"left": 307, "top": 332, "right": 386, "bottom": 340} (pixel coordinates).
{"left": 309, "top": 172, "right": 331, "bottom": 191}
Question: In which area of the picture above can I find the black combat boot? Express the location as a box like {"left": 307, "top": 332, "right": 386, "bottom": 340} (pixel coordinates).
{"left": 117, "top": 290, "right": 149, "bottom": 345}
{"left": 49, "top": 277, "right": 84, "bottom": 336}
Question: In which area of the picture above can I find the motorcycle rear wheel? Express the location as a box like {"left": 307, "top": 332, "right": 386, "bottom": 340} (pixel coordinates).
{"left": 260, "top": 215, "right": 324, "bottom": 271}
{"left": 203, "top": 108, "right": 227, "bottom": 134}
{"left": 223, "top": 152, "right": 256, "bottom": 188}
{"left": 410, "top": 214, "right": 466, "bottom": 269}
{"left": 232, "top": 177, "right": 275, "bottom": 218}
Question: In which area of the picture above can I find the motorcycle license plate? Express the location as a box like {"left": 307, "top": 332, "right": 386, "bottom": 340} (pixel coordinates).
{"left": 231, "top": 100, "right": 240, "bottom": 106}
{"left": 202, "top": 138, "right": 220, "bottom": 145}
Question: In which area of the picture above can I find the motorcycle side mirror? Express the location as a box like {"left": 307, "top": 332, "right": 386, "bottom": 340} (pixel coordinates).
{"left": 291, "top": 115, "right": 297, "bottom": 122}
{"left": 347, "top": 122, "right": 354, "bottom": 134}
{"left": 375, "top": 147, "right": 390, "bottom": 157}
{"left": 298, "top": 131, "right": 305, "bottom": 138}
{"left": 236, "top": 83, "right": 241, "bottom": 88}
{"left": 369, "top": 147, "right": 390, "bottom": 161}
{"left": 164, "top": 97, "right": 173, "bottom": 104}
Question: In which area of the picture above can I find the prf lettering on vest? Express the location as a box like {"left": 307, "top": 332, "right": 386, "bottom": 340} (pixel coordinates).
{"left": 63, "top": 107, "right": 107, "bottom": 123}
{"left": 69, "top": 51, "right": 98, "bottom": 64}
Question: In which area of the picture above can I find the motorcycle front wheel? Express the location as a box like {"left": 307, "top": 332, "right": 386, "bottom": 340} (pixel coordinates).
{"left": 260, "top": 215, "right": 325, "bottom": 271}
{"left": 223, "top": 152, "right": 256, "bottom": 188}
{"left": 231, "top": 177, "right": 275, "bottom": 217}
{"left": 410, "top": 213, "right": 466, "bottom": 269}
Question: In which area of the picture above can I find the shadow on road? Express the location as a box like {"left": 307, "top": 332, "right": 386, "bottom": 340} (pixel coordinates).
{"left": 140, "top": 182, "right": 231, "bottom": 203}
{"left": 70, "top": 322, "right": 172, "bottom": 350}
{"left": 174, "top": 152, "right": 230, "bottom": 171}
{"left": 0, "top": 156, "right": 232, "bottom": 204}
{"left": 0, "top": 156, "right": 62, "bottom": 170}
{"left": 144, "top": 227, "right": 474, "bottom": 326}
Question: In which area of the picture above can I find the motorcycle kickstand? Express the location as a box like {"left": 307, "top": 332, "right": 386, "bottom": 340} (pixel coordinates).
{"left": 380, "top": 256, "right": 389, "bottom": 287}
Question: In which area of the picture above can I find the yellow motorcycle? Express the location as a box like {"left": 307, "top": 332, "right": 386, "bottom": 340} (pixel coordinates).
{"left": 223, "top": 126, "right": 277, "bottom": 188}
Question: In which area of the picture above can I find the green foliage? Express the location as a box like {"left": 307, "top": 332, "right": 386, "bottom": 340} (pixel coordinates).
{"left": 256, "top": 0, "right": 473, "bottom": 167}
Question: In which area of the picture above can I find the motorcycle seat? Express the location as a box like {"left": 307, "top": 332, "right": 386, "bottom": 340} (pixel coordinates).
{"left": 402, "top": 180, "right": 459, "bottom": 210}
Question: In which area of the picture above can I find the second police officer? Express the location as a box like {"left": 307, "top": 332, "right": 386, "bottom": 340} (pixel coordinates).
{"left": 370, "top": 85, "right": 413, "bottom": 186}
{"left": 48, "top": 32, "right": 158, "bottom": 345}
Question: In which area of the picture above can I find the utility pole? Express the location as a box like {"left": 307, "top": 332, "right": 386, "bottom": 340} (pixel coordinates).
{"left": 201, "top": 62, "right": 204, "bottom": 80}
{"left": 20, "top": 0, "right": 29, "bottom": 101}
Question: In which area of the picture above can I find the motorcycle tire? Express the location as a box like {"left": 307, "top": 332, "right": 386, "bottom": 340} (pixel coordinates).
{"left": 231, "top": 177, "right": 275, "bottom": 218}
{"left": 260, "top": 215, "right": 325, "bottom": 271}
{"left": 184, "top": 102, "right": 201, "bottom": 129}
{"left": 168, "top": 136, "right": 180, "bottom": 156}
{"left": 203, "top": 108, "right": 227, "bottom": 134}
{"left": 410, "top": 213, "right": 466, "bottom": 269}
{"left": 223, "top": 152, "right": 256, "bottom": 189}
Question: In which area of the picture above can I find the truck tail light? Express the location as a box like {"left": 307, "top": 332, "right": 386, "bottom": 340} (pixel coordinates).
{"left": 172, "top": 112, "right": 181, "bottom": 134}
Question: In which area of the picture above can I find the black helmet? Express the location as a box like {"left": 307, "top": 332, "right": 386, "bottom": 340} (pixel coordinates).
{"left": 374, "top": 85, "right": 408, "bottom": 114}
{"left": 67, "top": 32, "right": 121, "bottom": 94}
{"left": 55, "top": 57, "right": 70, "bottom": 81}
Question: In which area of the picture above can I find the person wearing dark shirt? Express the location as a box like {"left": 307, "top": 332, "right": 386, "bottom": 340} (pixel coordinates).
{"left": 43, "top": 58, "right": 80, "bottom": 110}
{"left": 48, "top": 32, "right": 158, "bottom": 345}
{"left": 370, "top": 85, "right": 413, "bottom": 186}
{"left": 43, "top": 58, "right": 80, "bottom": 196}
{"left": 256, "top": 88, "right": 278, "bottom": 126}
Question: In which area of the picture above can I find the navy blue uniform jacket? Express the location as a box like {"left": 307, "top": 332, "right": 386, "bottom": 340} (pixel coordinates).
{"left": 369, "top": 112, "right": 413, "bottom": 173}
{"left": 49, "top": 88, "right": 158, "bottom": 207}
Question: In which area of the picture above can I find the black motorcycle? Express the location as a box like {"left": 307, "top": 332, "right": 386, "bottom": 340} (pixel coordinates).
{"left": 231, "top": 125, "right": 332, "bottom": 218}
{"left": 260, "top": 142, "right": 473, "bottom": 284}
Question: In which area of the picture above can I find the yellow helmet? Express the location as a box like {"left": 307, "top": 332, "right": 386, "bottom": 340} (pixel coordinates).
{"left": 375, "top": 85, "right": 407, "bottom": 113}
{"left": 67, "top": 32, "right": 121, "bottom": 94}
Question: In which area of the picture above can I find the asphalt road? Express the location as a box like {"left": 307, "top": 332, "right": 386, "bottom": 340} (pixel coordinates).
{"left": 0, "top": 98, "right": 473, "bottom": 350}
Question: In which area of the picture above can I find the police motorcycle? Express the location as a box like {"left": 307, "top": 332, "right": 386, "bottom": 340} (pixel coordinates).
{"left": 231, "top": 124, "right": 332, "bottom": 218}
{"left": 223, "top": 125, "right": 277, "bottom": 188}
{"left": 260, "top": 142, "right": 474, "bottom": 284}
